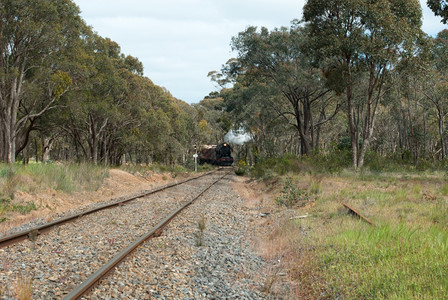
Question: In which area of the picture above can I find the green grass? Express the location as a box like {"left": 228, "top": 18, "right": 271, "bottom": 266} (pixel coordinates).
{"left": 255, "top": 155, "right": 448, "bottom": 298}
{"left": 439, "top": 184, "right": 448, "bottom": 196}
{"left": 0, "top": 163, "right": 109, "bottom": 219}
{"left": 0, "top": 198, "right": 37, "bottom": 217}
{"left": 318, "top": 223, "right": 448, "bottom": 299}
{"left": 12, "top": 201, "right": 37, "bottom": 214}
{"left": 430, "top": 202, "right": 448, "bottom": 228}
{"left": 0, "top": 163, "right": 109, "bottom": 195}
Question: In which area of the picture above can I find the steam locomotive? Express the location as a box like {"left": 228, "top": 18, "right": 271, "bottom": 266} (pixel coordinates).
{"left": 198, "top": 143, "right": 234, "bottom": 166}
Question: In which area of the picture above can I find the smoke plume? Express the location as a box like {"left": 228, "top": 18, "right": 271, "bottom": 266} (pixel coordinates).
{"left": 224, "top": 129, "right": 252, "bottom": 145}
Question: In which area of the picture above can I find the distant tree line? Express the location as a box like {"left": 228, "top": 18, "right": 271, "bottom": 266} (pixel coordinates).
{"left": 3, "top": 0, "right": 447, "bottom": 170}
{"left": 0, "top": 0, "right": 216, "bottom": 166}
{"left": 208, "top": 0, "right": 448, "bottom": 169}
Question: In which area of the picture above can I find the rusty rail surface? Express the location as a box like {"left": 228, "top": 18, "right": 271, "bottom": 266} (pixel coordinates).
{"left": 342, "top": 202, "right": 376, "bottom": 226}
{"left": 63, "top": 170, "right": 230, "bottom": 300}
{"left": 0, "top": 169, "right": 219, "bottom": 248}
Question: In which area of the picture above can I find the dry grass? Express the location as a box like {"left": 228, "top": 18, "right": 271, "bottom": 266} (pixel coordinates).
{"left": 194, "top": 214, "right": 207, "bottom": 246}
{"left": 0, "top": 166, "right": 174, "bottom": 235}
{"left": 14, "top": 275, "right": 33, "bottom": 300}
{"left": 246, "top": 170, "right": 448, "bottom": 299}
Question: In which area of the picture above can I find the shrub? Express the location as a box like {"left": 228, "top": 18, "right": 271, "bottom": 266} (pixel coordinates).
{"left": 12, "top": 201, "right": 37, "bottom": 215}
{"left": 234, "top": 159, "right": 247, "bottom": 176}
{"left": 234, "top": 168, "right": 246, "bottom": 176}
{"left": 276, "top": 177, "right": 310, "bottom": 208}
{"left": 251, "top": 154, "right": 302, "bottom": 178}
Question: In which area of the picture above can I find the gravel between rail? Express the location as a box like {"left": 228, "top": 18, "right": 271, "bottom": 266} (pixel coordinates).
{"left": 0, "top": 171, "right": 270, "bottom": 299}
{"left": 85, "top": 173, "right": 268, "bottom": 299}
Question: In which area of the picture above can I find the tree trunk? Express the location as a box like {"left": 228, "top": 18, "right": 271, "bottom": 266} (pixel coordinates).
{"left": 42, "top": 137, "right": 54, "bottom": 163}
{"left": 34, "top": 138, "right": 39, "bottom": 163}
{"left": 438, "top": 109, "right": 446, "bottom": 160}
{"left": 347, "top": 81, "right": 358, "bottom": 169}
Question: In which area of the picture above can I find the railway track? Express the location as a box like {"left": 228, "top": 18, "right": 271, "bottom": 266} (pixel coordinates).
{"left": 0, "top": 169, "right": 219, "bottom": 248}
{"left": 63, "top": 170, "right": 230, "bottom": 299}
{"left": 0, "top": 168, "right": 238, "bottom": 299}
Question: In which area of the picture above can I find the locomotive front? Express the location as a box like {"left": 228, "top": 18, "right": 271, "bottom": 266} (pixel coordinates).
{"left": 215, "top": 143, "right": 234, "bottom": 166}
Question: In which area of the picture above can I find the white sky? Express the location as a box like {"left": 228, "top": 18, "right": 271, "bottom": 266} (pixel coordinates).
{"left": 73, "top": 0, "right": 446, "bottom": 104}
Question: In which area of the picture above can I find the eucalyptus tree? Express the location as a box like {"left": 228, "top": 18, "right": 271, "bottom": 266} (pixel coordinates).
{"left": 228, "top": 25, "right": 338, "bottom": 155}
{"left": 423, "top": 30, "right": 448, "bottom": 159}
{"left": 427, "top": 0, "right": 448, "bottom": 23}
{"left": 0, "top": 0, "right": 83, "bottom": 163}
{"left": 98, "top": 54, "right": 146, "bottom": 165}
{"left": 70, "top": 36, "right": 124, "bottom": 164}
{"left": 303, "top": 0, "right": 423, "bottom": 169}
{"left": 218, "top": 75, "right": 297, "bottom": 157}
{"left": 389, "top": 57, "right": 428, "bottom": 163}
{"left": 193, "top": 95, "right": 232, "bottom": 147}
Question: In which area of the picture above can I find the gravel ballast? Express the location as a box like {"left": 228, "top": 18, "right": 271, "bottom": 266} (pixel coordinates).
{"left": 0, "top": 171, "right": 270, "bottom": 299}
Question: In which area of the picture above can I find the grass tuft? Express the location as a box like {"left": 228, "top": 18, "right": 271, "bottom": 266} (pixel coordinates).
{"left": 14, "top": 275, "right": 32, "bottom": 300}
{"left": 194, "top": 214, "right": 207, "bottom": 246}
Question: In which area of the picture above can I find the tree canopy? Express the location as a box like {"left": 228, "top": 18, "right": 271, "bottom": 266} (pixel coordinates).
{"left": 3, "top": 0, "right": 448, "bottom": 171}
{"left": 0, "top": 0, "right": 201, "bottom": 166}
{"left": 428, "top": 0, "right": 448, "bottom": 23}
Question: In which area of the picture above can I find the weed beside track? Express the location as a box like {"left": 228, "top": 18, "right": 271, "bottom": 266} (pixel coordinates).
{"left": 247, "top": 162, "right": 448, "bottom": 299}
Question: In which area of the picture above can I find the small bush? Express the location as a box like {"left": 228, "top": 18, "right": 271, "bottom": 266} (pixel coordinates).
{"left": 302, "top": 150, "right": 351, "bottom": 174}
{"left": 276, "top": 178, "right": 310, "bottom": 208}
{"left": 12, "top": 201, "right": 37, "bottom": 215}
{"left": 235, "top": 159, "right": 247, "bottom": 176}
{"left": 251, "top": 154, "right": 302, "bottom": 178}
{"left": 234, "top": 168, "right": 246, "bottom": 176}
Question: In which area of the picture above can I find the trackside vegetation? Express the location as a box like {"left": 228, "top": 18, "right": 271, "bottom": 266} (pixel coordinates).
{"left": 0, "top": 162, "right": 211, "bottom": 224}
{"left": 249, "top": 154, "right": 448, "bottom": 299}
{"left": 0, "top": 163, "right": 109, "bottom": 223}
{"left": 320, "top": 224, "right": 448, "bottom": 299}
{"left": 0, "top": 163, "right": 108, "bottom": 196}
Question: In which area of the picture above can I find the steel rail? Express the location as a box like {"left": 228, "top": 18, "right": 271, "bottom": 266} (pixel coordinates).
{"left": 63, "top": 170, "right": 230, "bottom": 300}
{"left": 0, "top": 169, "right": 219, "bottom": 248}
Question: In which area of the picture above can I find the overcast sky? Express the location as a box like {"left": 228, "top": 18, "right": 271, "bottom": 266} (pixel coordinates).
{"left": 73, "top": 0, "right": 446, "bottom": 104}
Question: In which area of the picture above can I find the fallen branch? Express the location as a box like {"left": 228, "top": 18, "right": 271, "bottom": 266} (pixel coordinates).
{"left": 342, "top": 203, "right": 376, "bottom": 226}
{"left": 289, "top": 214, "right": 309, "bottom": 220}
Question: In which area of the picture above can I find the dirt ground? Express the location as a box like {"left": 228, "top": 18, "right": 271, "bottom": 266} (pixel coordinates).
{"left": 0, "top": 169, "right": 180, "bottom": 234}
